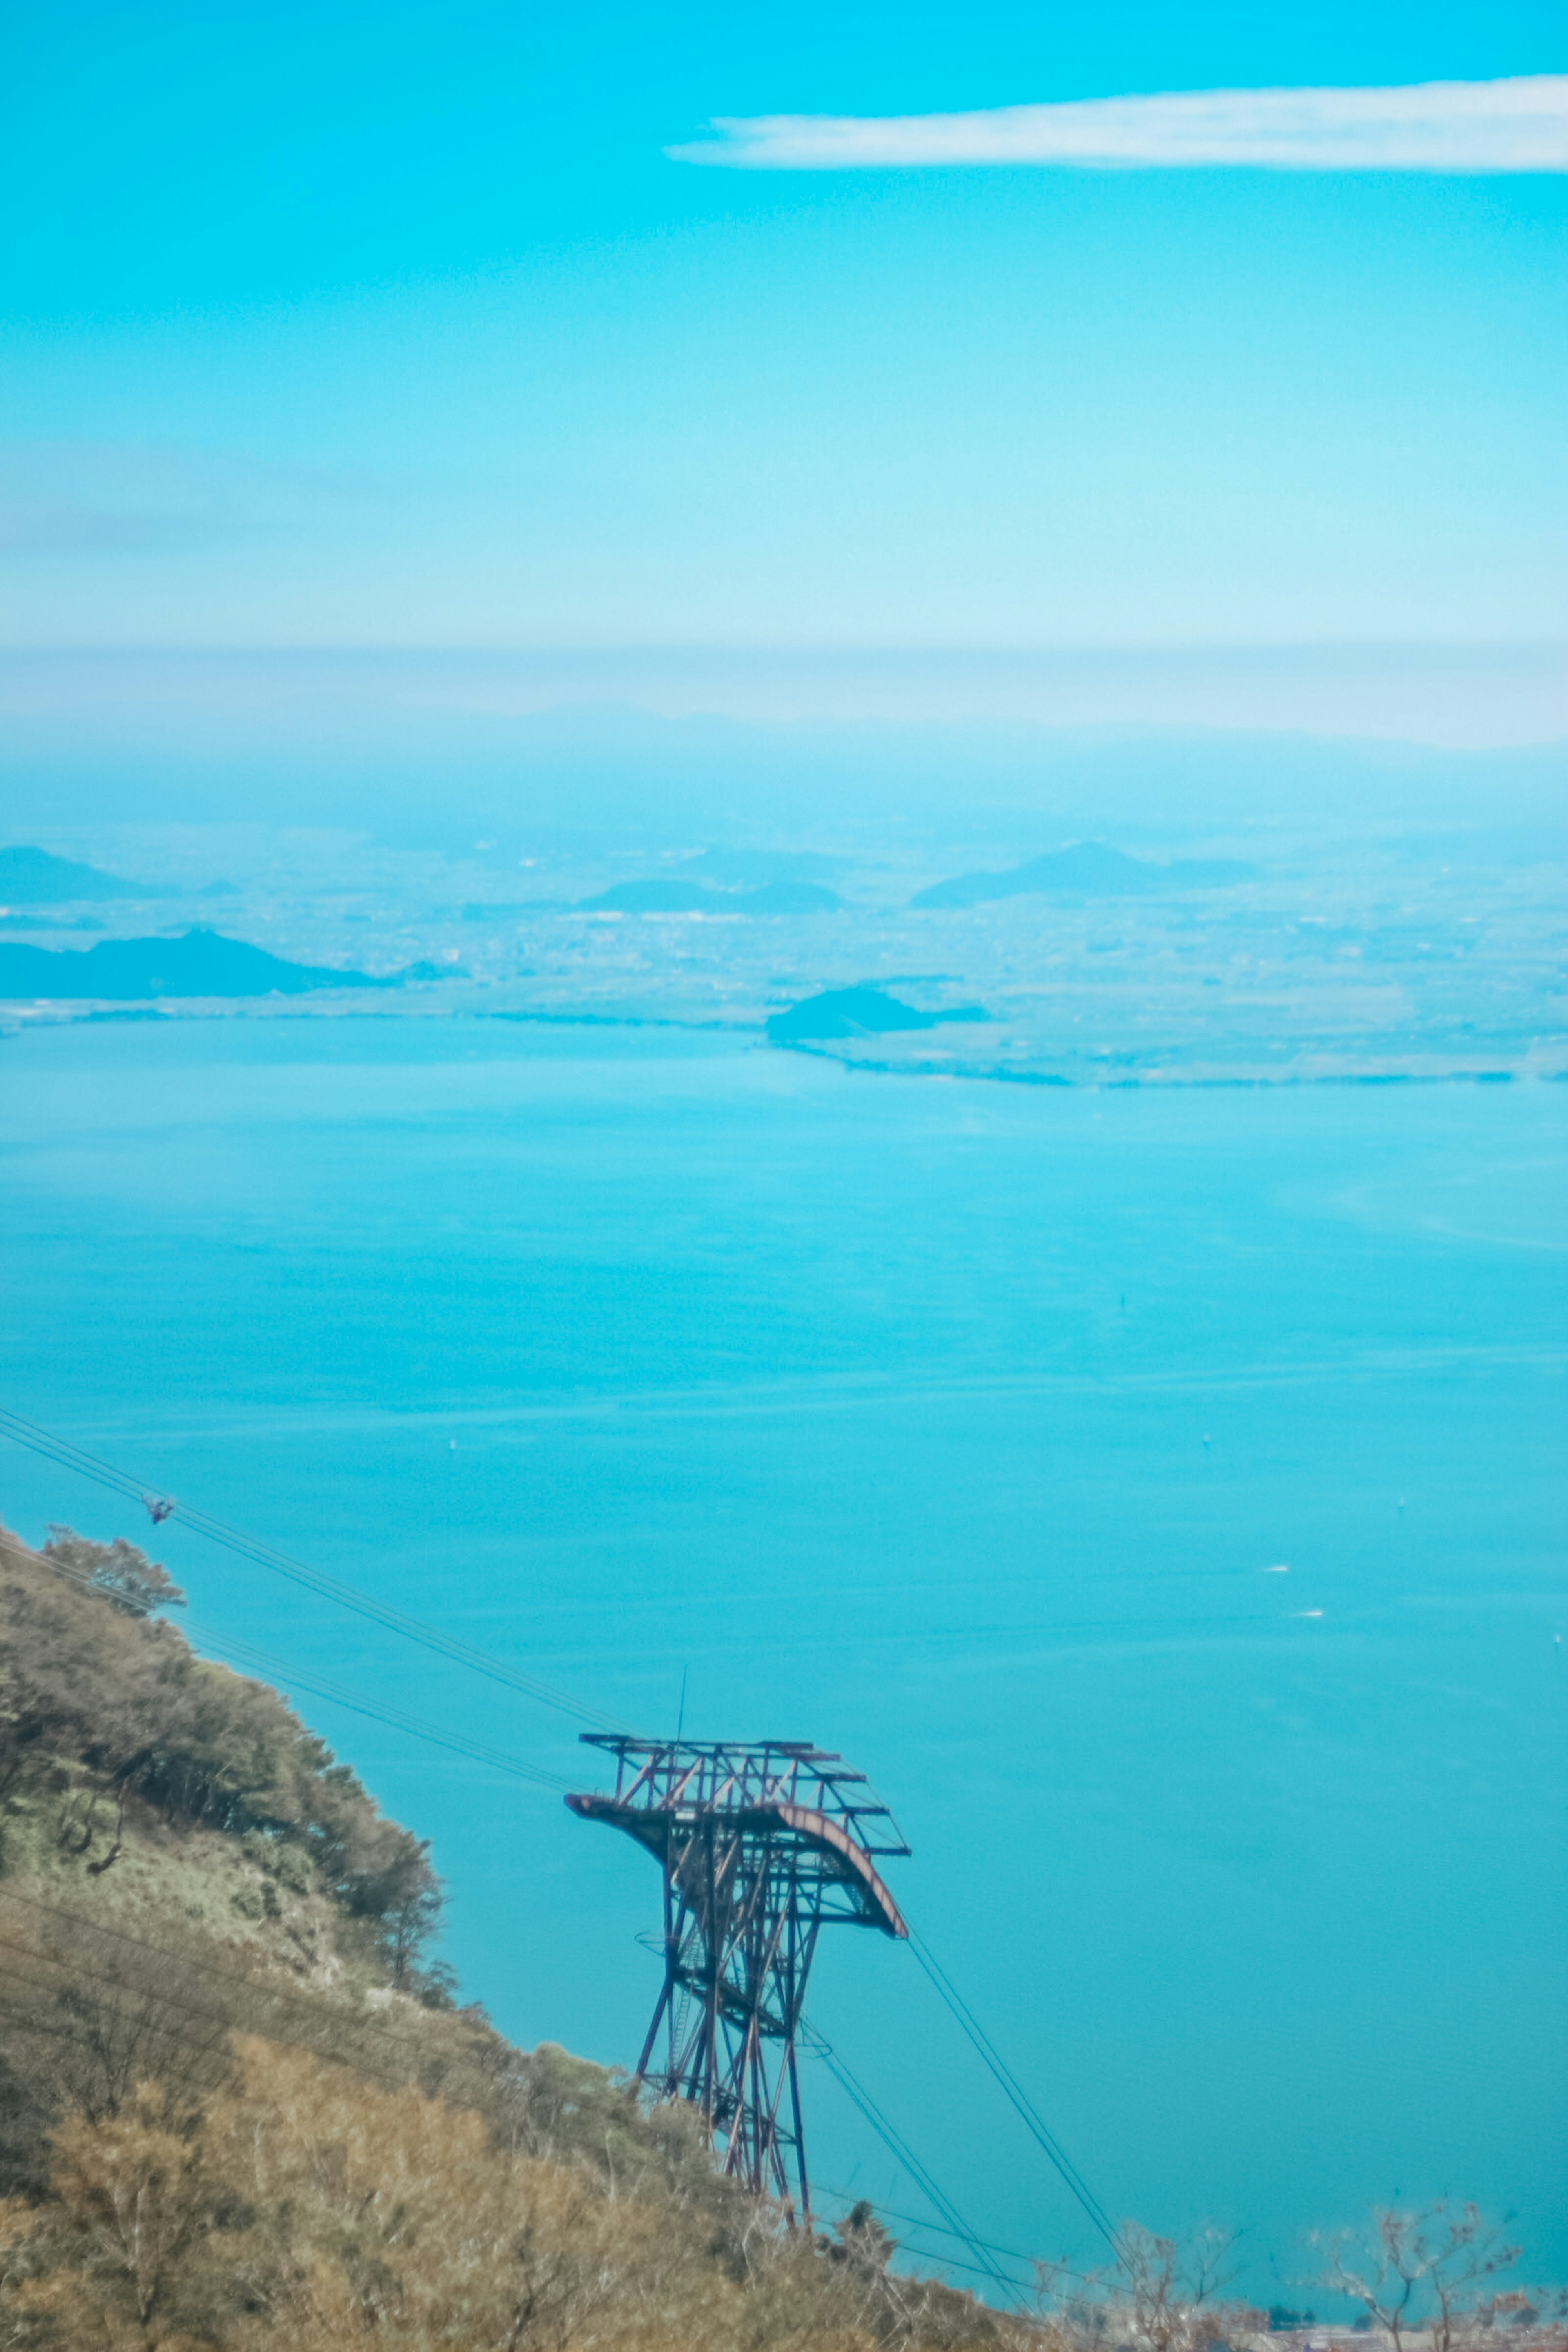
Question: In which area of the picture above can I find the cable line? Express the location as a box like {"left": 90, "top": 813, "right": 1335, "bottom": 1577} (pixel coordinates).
{"left": 802, "top": 2020, "right": 1018, "bottom": 2304}
{"left": 154, "top": 1618, "right": 575, "bottom": 1793}
{"left": 2, "top": 1415, "right": 1122, "bottom": 2277}
{"left": 0, "top": 1896, "right": 1027, "bottom": 2299}
{"left": 0, "top": 1947, "right": 1041, "bottom": 2307}
{"left": 0, "top": 1938, "right": 409, "bottom": 2095}
{"left": 0, "top": 1404, "right": 629, "bottom": 1734}
{"left": 905, "top": 1928, "right": 1123, "bottom": 2258}
{"left": 0, "top": 1918, "right": 1045, "bottom": 2311}
{"left": 0, "top": 1888, "right": 448, "bottom": 2068}
{"left": 0, "top": 1984, "right": 236, "bottom": 2069}
{"left": 813, "top": 2185, "right": 1038, "bottom": 2290}
{"left": 815, "top": 2185, "right": 1107, "bottom": 2283}
{"left": 7, "top": 1530, "right": 575, "bottom": 1793}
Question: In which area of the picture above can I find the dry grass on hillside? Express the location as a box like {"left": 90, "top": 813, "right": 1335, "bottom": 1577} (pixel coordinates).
{"left": 0, "top": 1520, "right": 1039, "bottom": 2348}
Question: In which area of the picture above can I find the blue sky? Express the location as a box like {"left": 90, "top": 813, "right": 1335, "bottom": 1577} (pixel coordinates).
{"left": 1, "top": 1, "right": 1564, "bottom": 670}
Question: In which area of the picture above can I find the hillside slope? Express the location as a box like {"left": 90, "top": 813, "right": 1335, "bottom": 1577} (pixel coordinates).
{"left": 0, "top": 1519, "right": 1033, "bottom": 2350}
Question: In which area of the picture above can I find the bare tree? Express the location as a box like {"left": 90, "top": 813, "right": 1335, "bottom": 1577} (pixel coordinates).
{"left": 1318, "top": 2203, "right": 1522, "bottom": 2352}
{"left": 1035, "top": 2224, "right": 1261, "bottom": 2352}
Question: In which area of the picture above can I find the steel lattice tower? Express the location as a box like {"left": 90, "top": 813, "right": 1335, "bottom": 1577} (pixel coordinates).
{"left": 567, "top": 1736, "right": 908, "bottom": 2218}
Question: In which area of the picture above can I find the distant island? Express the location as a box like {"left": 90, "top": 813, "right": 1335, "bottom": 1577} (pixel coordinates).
{"left": 0, "top": 927, "right": 404, "bottom": 1000}
{"left": 0, "top": 843, "right": 149, "bottom": 904}
{"left": 767, "top": 984, "right": 989, "bottom": 1041}
{"left": 912, "top": 841, "right": 1256, "bottom": 909}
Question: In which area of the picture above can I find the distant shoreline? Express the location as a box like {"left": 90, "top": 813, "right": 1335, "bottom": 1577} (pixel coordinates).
{"left": 0, "top": 999, "right": 1560, "bottom": 1091}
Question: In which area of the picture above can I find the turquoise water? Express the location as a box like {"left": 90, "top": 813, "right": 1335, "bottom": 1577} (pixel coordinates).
{"left": 1, "top": 1017, "right": 1564, "bottom": 2288}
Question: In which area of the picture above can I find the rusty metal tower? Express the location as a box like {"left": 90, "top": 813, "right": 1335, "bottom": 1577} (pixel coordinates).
{"left": 567, "top": 1736, "right": 908, "bottom": 2218}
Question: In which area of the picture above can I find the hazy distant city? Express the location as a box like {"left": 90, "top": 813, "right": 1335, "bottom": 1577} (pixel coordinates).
{"left": 4, "top": 793, "right": 1562, "bottom": 1089}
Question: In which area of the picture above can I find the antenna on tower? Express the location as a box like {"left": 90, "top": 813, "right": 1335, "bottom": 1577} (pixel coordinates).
{"left": 567, "top": 1735, "right": 909, "bottom": 2222}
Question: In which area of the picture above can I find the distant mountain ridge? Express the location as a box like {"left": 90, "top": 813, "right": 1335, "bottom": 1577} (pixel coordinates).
{"left": 0, "top": 927, "right": 396, "bottom": 999}
{"left": 0, "top": 844, "right": 147, "bottom": 904}
{"left": 912, "top": 840, "right": 1256, "bottom": 909}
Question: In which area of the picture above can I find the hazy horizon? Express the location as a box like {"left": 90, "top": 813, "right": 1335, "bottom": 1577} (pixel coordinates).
{"left": 2, "top": 0, "right": 1563, "bottom": 2317}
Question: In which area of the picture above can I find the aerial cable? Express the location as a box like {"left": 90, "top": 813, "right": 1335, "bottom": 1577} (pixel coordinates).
{"left": 1, "top": 1900, "right": 1038, "bottom": 2306}
{"left": 10, "top": 1533, "right": 577, "bottom": 1795}
{"left": 806, "top": 2026, "right": 1018, "bottom": 2303}
{"left": 0, "top": 1946, "right": 1038, "bottom": 2306}
{"left": 908, "top": 1927, "right": 1122, "bottom": 2254}
{"left": 0, "top": 1888, "right": 449, "bottom": 2066}
{"left": 1, "top": 1411, "right": 1120, "bottom": 2266}
{"left": 802, "top": 2020, "right": 1018, "bottom": 2304}
{"left": 815, "top": 2184, "right": 1108, "bottom": 2284}
{"left": 0, "top": 1938, "right": 410, "bottom": 2096}
{"left": 0, "top": 1920, "right": 1041, "bottom": 2310}
{"left": 0, "top": 1984, "right": 241, "bottom": 2072}
{"left": 0, "top": 1404, "right": 630, "bottom": 1734}
{"left": 1, "top": 1899, "right": 1027, "bottom": 2299}
{"left": 813, "top": 2185, "right": 1038, "bottom": 2290}
{"left": 151, "top": 1615, "right": 576, "bottom": 1793}
{"left": 904, "top": 1927, "right": 1124, "bottom": 2259}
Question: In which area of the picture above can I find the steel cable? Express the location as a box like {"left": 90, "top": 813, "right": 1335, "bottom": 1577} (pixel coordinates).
{"left": 801, "top": 2019, "right": 1018, "bottom": 2302}
{"left": 0, "top": 1940, "right": 410, "bottom": 2094}
{"left": 0, "top": 1888, "right": 450, "bottom": 2069}
{"left": 0, "top": 1404, "right": 630, "bottom": 1733}
{"left": 2, "top": 1407, "right": 1118, "bottom": 2284}
{"left": 905, "top": 1928, "right": 1124, "bottom": 2258}
{"left": 5, "top": 1530, "right": 576, "bottom": 1792}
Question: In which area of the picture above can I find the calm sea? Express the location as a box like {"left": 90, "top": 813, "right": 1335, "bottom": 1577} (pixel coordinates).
{"left": 2, "top": 1016, "right": 1563, "bottom": 2288}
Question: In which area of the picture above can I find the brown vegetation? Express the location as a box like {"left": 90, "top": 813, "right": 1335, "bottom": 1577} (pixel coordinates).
{"left": 0, "top": 1521, "right": 1035, "bottom": 2346}
{"left": 0, "top": 2034, "right": 1038, "bottom": 2349}
{"left": 0, "top": 1523, "right": 440, "bottom": 1984}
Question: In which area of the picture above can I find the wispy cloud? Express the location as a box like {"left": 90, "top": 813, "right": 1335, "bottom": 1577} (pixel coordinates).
{"left": 668, "top": 76, "right": 1568, "bottom": 173}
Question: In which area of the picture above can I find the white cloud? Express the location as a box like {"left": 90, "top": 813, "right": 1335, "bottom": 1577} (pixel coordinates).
{"left": 668, "top": 76, "right": 1568, "bottom": 173}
